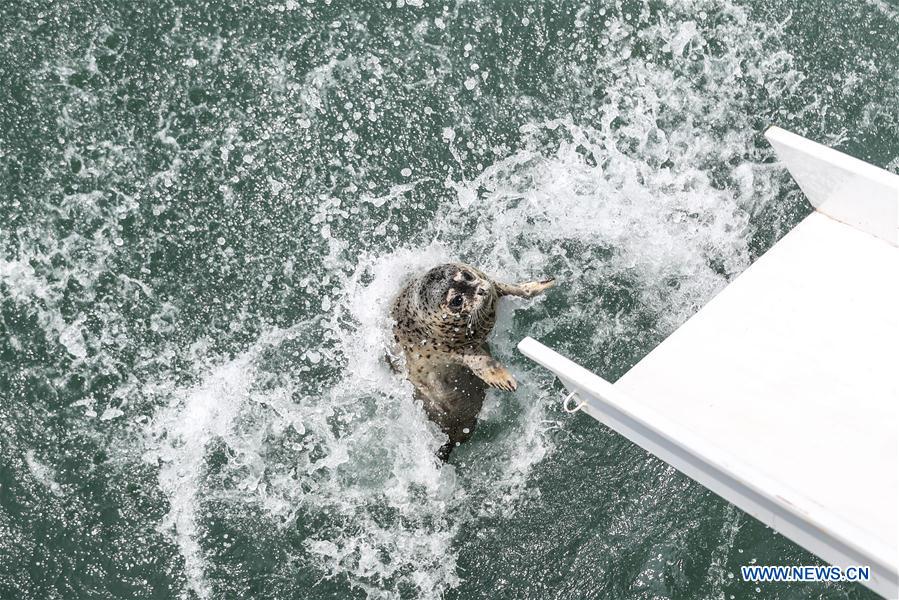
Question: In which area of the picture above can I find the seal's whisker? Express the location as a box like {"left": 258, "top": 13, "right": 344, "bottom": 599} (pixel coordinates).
{"left": 468, "top": 301, "right": 483, "bottom": 334}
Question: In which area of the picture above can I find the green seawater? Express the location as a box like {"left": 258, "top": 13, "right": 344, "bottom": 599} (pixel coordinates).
{"left": 1, "top": 1, "right": 897, "bottom": 598}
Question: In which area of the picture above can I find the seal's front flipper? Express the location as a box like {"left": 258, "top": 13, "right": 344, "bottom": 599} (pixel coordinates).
{"left": 496, "top": 277, "right": 556, "bottom": 298}
{"left": 461, "top": 354, "right": 518, "bottom": 391}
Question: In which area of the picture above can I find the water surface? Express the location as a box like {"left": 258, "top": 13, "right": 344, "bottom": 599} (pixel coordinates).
{"left": 2, "top": 0, "right": 897, "bottom": 598}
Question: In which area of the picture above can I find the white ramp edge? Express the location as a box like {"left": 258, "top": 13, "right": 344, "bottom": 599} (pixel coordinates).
{"left": 518, "top": 128, "right": 899, "bottom": 599}
{"left": 765, "top": 125, "right": 899, "bottom": 245}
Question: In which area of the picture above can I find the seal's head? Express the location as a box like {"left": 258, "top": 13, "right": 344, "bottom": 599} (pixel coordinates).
{"left": 417, "top": 263, "right": 494, "bottom": 330}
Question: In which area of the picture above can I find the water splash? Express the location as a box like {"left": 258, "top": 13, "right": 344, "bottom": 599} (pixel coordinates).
{"left": 3, "top": 0, "right": 897, "bottom": 598}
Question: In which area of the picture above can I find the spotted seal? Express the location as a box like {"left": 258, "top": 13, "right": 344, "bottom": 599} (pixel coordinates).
{"left": 389, "top": 263, "right": 555, "bottom": 460}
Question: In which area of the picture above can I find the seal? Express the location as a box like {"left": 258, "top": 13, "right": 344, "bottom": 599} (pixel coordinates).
{"left": 389, "top": 263, "right": 555, "bottom": 460}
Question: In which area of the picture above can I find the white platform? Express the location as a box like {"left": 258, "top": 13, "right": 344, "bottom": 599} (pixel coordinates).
{"left": 518, "top": 127, "right": 899, "bottom": 598}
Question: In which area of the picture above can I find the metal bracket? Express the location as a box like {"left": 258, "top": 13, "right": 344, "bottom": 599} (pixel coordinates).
{"left": 562, "top": 389, "right": 587, "bottom": 414}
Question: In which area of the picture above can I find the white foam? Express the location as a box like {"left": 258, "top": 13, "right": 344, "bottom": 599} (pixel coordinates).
{"left": 99, "top": 407, "right": 125, "bottom": 421}
{"left": 147, "top": 356, "right": 253, "bottom": 600}
{"left": 140, "top": 4, "right": 805, "bottom": 594}
{"left": 24, "top": 450, "right": 63, "bottom": 497}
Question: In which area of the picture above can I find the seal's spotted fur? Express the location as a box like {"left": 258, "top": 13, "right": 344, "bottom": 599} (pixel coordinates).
{"left": 390, "top": 263, "right": 555, "bottom": 460}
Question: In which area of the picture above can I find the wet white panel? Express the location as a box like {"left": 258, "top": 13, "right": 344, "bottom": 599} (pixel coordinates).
{"left": 519, "top": 129, "right": 899, "bottom": 598}
{"left": 765, "top": 126, "right": 899, "bottom": 245}
{"left": 616, "top": 211, "right": 898, "bottom": 597}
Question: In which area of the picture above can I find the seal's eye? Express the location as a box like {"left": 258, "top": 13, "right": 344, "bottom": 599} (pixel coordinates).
{"left": 461, "top": 271, "right": 474, "bottom": 281}
{"left": 449, "top": 295, "right": 464, "bottom": 308}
